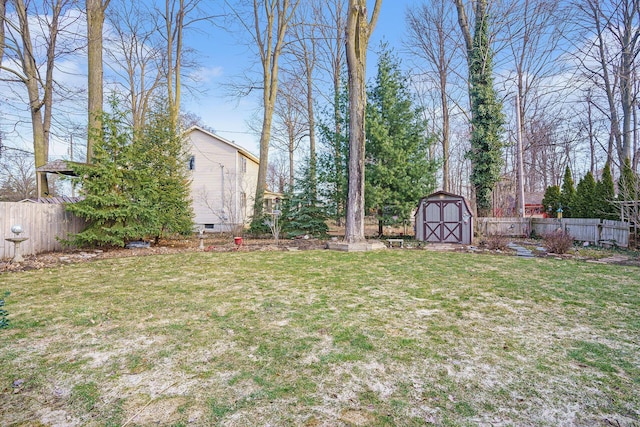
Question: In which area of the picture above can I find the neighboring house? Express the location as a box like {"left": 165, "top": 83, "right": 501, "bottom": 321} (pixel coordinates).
{"left": 186, "top": 126, "right": 260, "bottom": 233}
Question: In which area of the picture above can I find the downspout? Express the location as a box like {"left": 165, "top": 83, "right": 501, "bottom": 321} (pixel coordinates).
{"left": 220, "top": 164, "right": 224, "bottom": 222}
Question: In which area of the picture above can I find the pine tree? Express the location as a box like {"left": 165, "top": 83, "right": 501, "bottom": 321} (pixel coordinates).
{"left": 282, "top": 163, "right": 328, "bottom": 237}
{"left": 133, "top": 102, "right": 194, "bottom": 241}
{"left": 560, "top": 166, "right": 576, "bottom": 218}
{"left": 365, "top": 45, "right": 438, "bottom": 235}
{"left": 575, "top": 171, "right": 596, "bottom": 218}
{"left": 66, "top": 101, "right": 193, "bottom": 247}
{"left": 66, "top": 106, "right": 153, "bottom": 246}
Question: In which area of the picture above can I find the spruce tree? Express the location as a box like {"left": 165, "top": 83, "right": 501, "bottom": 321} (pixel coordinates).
{"left": 133, "top": 102, "right": 194, "bottom": 241}
{"left": 66, "top": 101, "right": 193, "bottom": 247}
{"left": 282, "top": 163, "right": 328, "bottom": 237}
{"left": 66, "top": 106, "right": 154, "bottom": 246}
{"left": 560, "top": 166, "right": 576, "bottom": 218}
{"left": 365, "top": 45, "right": 438, "bottom": 235}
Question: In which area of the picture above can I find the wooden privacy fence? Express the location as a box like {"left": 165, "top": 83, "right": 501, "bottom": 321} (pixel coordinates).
{"left": 476, "top": 217, "right": 631, "bottom": 248}
{"left": 0, "top": 202, "right": 85, "bottom": 260}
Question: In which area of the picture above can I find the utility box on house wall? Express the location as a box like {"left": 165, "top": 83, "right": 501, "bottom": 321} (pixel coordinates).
{"left": 415, "top": 191, "right": 474, "bottom": 244}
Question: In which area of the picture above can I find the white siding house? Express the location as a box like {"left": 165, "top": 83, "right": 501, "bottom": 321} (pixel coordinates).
{"left": 186, "top": 126, "right": 259, "bottom": 233}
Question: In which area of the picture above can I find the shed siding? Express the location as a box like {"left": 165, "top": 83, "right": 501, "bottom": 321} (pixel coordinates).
{"left": 415, "top": 191, "right": 473, "bottom": 244}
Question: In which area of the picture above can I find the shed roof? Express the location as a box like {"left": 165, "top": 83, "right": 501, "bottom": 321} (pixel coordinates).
{"left": 21, "top": 196, "right": 84, "bottom": 204}
{"left": 36, "top": 159, "right": 86, "bottom": 176}
{"left": 416, "top": 190, "right": 474, "bottom": 217}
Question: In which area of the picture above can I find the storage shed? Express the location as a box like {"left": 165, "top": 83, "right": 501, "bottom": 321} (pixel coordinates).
{"left": 415, "top": 191, "right": 474, "bottom": 244}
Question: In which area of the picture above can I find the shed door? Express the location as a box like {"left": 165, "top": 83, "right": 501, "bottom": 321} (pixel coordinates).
{"left": 423, "top": 199, "right": 463, "bottom": 243}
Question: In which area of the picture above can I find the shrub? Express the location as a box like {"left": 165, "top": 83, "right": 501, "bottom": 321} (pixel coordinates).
{"left": 486, "top": 234, "right": 509, "bottom": 251}
{"left": 0, "top": 292, "right": 9, "bottom": 330}
{"left": 543, "top": 230, "right": 574, "bottom": 254}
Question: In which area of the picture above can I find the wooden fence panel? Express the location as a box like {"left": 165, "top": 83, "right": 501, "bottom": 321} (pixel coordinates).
{"left": 530, "top": 218, "right": 563, "bottom": 236}
{"left": 601, "top": 220, "right": 630, "bottom": 248}
{"left": 476, "top": 217, "right": 530, "bottom": 236}
{"left": 479, "top": 217, "right": 631, "bottom": 248}
{"left": 0, "top": 202, "right": 85, "bottom": 259}
{"left": 562, "top": 218, "right": 602, "bottom": 244}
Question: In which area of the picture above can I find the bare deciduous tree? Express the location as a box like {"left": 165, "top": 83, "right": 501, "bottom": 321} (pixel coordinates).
{"left": 228, "top": 0, "right": 300, "bottom": 222}
{"left": 106, "top": 1, "right": 163, "bottom": 132}
{"left": 406, "top": 0, "right": 463, "bottom": 192}
{"left": 315, "top": 0, "right": 347, "bottom": 224}
{"left": 573, "top": 0, "right": 640, "bottom": 173}
{"left": 0, "top": 148, "right": 36, "bottom": 201}
{"left": 271, "top": 72, "right": 307, "bottom": 189}
{"left": 0, "top": 0, "right": 78, "bottom": 196}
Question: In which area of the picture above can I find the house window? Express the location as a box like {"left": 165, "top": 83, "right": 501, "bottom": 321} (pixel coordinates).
{"left": 241, "top": 157, "right": 247, "bottom": 173}
{"left": 204, "top": 224, "right": 215, "bottom": 230}
{"left": 240, "top": 192, "right": 247, "bottom": 211}
{"left": 189, "top": 155, "right": 195, "bottom": 170}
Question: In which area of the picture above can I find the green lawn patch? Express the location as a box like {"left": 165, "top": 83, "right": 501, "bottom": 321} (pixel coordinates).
{"left": 1, "top": 250, "right": 638, "bottom": 426}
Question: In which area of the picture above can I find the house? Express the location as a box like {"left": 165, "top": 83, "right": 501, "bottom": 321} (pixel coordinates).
{"left": 186, "top": 126, "right": 261, "bottom": 233}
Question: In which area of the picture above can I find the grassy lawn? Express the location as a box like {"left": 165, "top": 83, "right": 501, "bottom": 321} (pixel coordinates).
{"left": 1, "top": 250, "right": 639, "bottom": 426}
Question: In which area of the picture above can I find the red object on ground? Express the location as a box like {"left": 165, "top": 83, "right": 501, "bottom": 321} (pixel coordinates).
{"left": 234, "top": 237, "right": 243, "bottom": 246}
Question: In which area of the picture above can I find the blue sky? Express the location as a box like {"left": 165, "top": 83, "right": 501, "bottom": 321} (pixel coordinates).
{"left": 182, "top": 1, "right": 412, "bottom": 155}
{"left": 1, "top": 1, "right": 413, "bottom": 160}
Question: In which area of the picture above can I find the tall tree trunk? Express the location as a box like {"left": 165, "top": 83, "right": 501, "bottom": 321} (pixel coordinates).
{"left": 86, "top": 0, "right": 110, "bottom": 162}
{"left": 15, "top": 0, "right": 57, "bottom": 196}
{"left": 252, "top": 0, "right": 299, "bottom": 222}
{"left": 0, "top": 0, "right": 7, "bottom": 66}
{"left": 344, "top": 0, "right": 381, "bottom": 243}
{"left": 588, "top": 0, "right": 623, "bottom": 171}
{"left": 163, "top": 0, "right": 187, "bottom": 130}
{"left": 619, "top": 0, "right": 638, "bottom": 165}
{"left": 304, "top": 48, "right": 316, "bottom": 192}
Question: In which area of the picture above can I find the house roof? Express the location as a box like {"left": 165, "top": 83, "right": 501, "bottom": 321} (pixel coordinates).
{"left": 186, "top": 126, "right": 260, "bottom": 165}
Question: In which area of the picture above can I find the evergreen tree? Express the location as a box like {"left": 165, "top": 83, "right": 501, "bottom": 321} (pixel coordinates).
{"left": 618, "top": 157, "right": 639, "bottom": 202}
{"left": 365, "top": 45, "right": 438, "bottom": 235}
{"left": 595, "top": 162, "right": 616, "bottom": 220}
{"left": 560, "top": 166, "right": 576, "bottom": 218}
{"left": 66, "top": 101, "right": 193, "bottom": 247}
{"left": 317, "top": 79, "right": 349, "bottom": 224}
{"left": 575, "top": 171, "right": 597, "bottom": 218}
{"left": 542, "top": 185, "right": 561, "bottom": 217}
{"left": 617, "top": 157, "right": 639, "bottom": 224}
{"left": 133, "top": 102, "right": 194, "bottom": 241}
{"left": 282, "top": 163, "right": 328, "bottom": 237}
{"left": 466, "top": 1, "right": 505, "bottom": 216}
